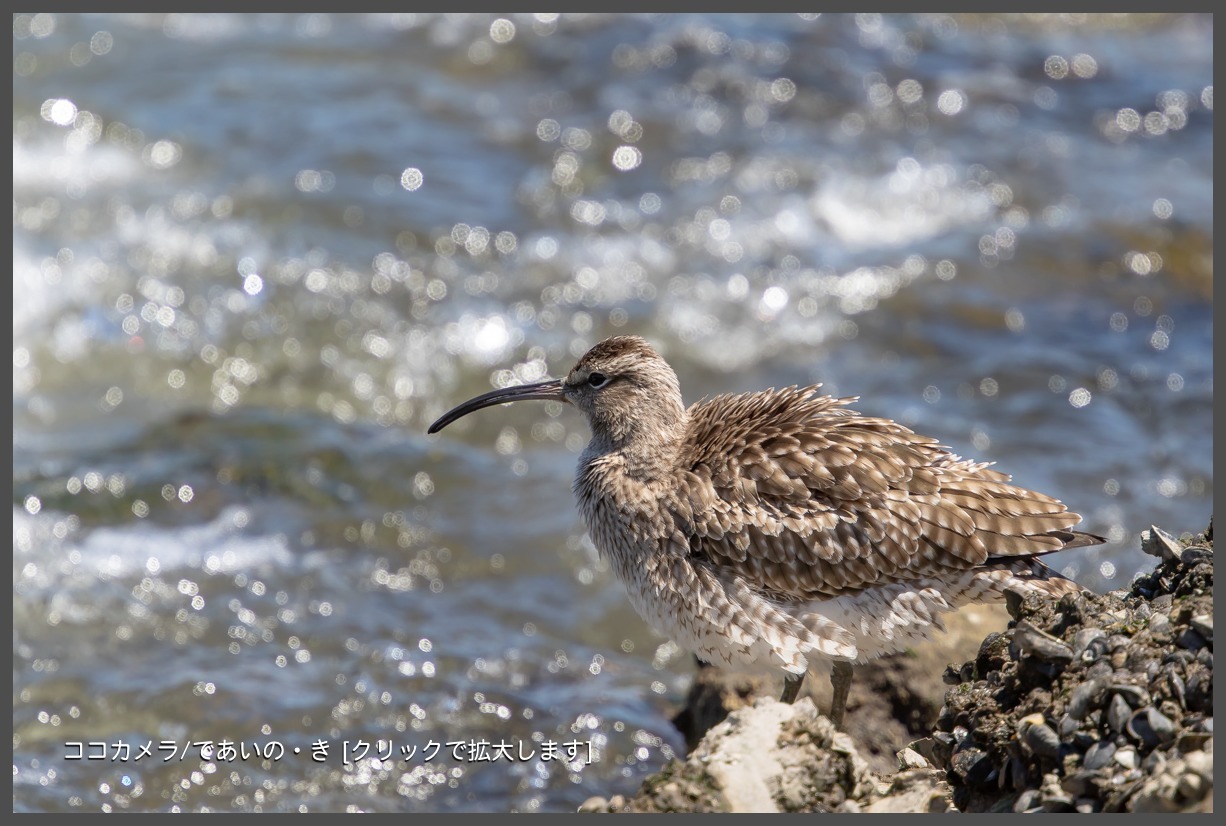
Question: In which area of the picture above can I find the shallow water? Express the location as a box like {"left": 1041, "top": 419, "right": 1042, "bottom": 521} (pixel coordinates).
{"left": 12, "top": 13, "right": 1212, "bottom": 812}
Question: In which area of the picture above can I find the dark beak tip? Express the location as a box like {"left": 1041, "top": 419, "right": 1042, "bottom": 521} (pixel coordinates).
{"left": 426, "top": 416, "right": 454, "bottom": 435}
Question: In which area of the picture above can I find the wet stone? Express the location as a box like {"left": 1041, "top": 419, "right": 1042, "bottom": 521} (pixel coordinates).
{"left": 1068, "top": 678, "right": 1104, "bottom": 720}
{"left": 1179, "top": 546, "right": 1211, "bottom": 567}
{"left": 579, "top": 796, "right": 610, "bottom": 813}
{"left": 1073, "top": 628, "right": 1107, "bottom": 661}
{"left": 1164, "top": 649, "right": 1194, "bottom": 667}
{"left": 1013, "top": 789, "right": 1041, "bottom": 813}
{"left": 1085, "top": 659, "right": 1113, "bottom": 681}
{"left": 1006, "top": 753, "right": 1030, "bottom": 790}
{"left": 1003, "top": 587, "right": 1026, "bottom": 621}
{"left": 1165, "top": 668, "right": 1186, "bottom": 709}
{"left": 1127, "top": 707, "right": 1175, "bottom": 748}
{"left": 1060, "top": 768, "right": 1093, "bottom": 798}
{"left": 1184, "top": 668, "right": 1211, "bottom": 711}
{"left": 941, "top": 663, "right": 971, "bottom": 686}
{"left": 1113, "top": 746, "right": 1139, "bottom": 770}
{"left": 1056, "top": 591, "right": 1087, "bottom": 625}
{"left": 1070, "top": 731, "right": 1097, "bottom": 751}
{"left": 1057, "top": 714, "right": 1077, "bottom": 736}
{"left": 950, "top": 748, "right": 994, "bottom": 785}
{"left": 1083, "top": 740, "right": 1115, "bottom": 771}
{"left": 1106, "top": 682, "right": 1149, "bottom": 708}
{"left": 974, "top": 631, "right": 1011, "bottom": 675}
{"left": 1141, "top": 526, "right": 1184, "bottom": 562}
{"left": 1107, "top": 694, "right": 1133, "bottom": 734}
{"left": 1177, "top": 628, "right": 1207, "bottom": 651}
{"left": 1013, "top": 621, "right": 1074, "bottom": 664}
{"left": 1189, "top": 614, "right": 1211, "bottom": 642}
{"left": 1142, "top": 748, "right": 1166, "bottom": 773}
{"left": 1027, "top": 724, "right": 1061, "bottom": 759}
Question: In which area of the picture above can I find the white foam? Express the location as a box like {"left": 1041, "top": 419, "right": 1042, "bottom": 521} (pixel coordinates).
{"left": 811, "top": 162, "right": 994, "bottom": 250}
{"left": 13, "top": 505, "right": 295, "bottom": 592}
{"left": 12, "top": 138, "right": 142, "bottom": 192}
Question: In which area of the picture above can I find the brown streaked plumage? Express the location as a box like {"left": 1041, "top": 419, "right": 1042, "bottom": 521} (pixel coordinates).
{"left": 428, "top": 335, "right": 1102, "bottom": 728}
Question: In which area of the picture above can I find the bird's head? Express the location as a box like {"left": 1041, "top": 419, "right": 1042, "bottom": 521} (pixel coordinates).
{"left": 428, "top": 335, "right": 684, "bottom": 448}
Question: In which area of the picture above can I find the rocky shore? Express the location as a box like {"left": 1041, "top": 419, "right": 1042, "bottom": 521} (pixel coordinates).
{"left": 580, "top": 521, "right": 1213, "bottom": 813}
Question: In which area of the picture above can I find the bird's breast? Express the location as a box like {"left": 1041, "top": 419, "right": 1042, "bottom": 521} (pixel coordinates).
{"left": 573, "top": 454, "right": 674, "bottom": 567}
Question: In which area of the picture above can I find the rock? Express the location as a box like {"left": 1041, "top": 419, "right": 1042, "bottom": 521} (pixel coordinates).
{"left": 578, "top": 796, "right": 610, "bottom": 813}
{"left": 1141, "top": 525, "right": 1185, "bottom": 561}
{"left": 1108, "top": 693, "right": 1133, "bottom": 733}
{"left": 610, "top": 698, "right": 882, "bottom": 812}
{"left": 1189, "top": 614, "right": 1212, "bottom": 643}
{"left": 1128, "top": 706, "right": 1176, "bottom": 748}
{"left": 1114, "top": 746, "right": 1139, "bottom": 770}
{"left": 666, "top": 604, "right": 1003, "bottom": 778}
{"left": 931, "top": 521, "right": 1213, "bottom": 813}
{"left": 862, "top": 770, "right": 952, "bottom": 813}
{"left": 950, "top": 747, "right": 994, "bottom": 785}
{"left": 1073, "top": 628, "right": 1107, "bottom": 662}
{"left": 1128, "top": 740, "right": 1214, "bottom": 813}
{"left": 1013, "top": 620, "right": 1074, "bottom": 664}
{"left": 1018, "top": 714, "right": 1061, "bottom": 759}
{"left": 1068, "top": 678, "right": 1104, "bottom": 720}
{"left": 895, "top": 747, "right": 930, "bottom": 771}
{"left": 1003, "top": 586, "right": 1026, "bottom": 620}
{"left": 605, "top": 695, "right": 962, "bottom": 813}
{"left": 668, "top": 659, "right": 771, "bottom": 754}
{"left": 705, "top": 698, "right": 821, "bottom": 812}
{"left": 1083, "top": 740, "right": 1115, "bottom": 770}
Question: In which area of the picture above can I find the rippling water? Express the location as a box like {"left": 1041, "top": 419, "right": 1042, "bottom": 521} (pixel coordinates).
{"left": 13, "top": 13, "right": 1212, "bottom": 812}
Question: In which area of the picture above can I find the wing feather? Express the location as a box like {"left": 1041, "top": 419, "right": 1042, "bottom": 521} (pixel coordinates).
{"left": 668, "top": 386, "right": 1101, "bottom": 601}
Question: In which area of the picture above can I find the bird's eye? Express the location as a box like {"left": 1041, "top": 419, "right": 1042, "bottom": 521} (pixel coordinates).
{"left": 587, "top": 372, "right": 609, "bottom": 388}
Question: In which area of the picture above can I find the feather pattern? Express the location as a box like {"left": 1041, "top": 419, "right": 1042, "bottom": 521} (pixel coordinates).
{"left": 671, "top": 385, "right": 1095, "bottom": 601}
{"left": 431, "top": 335, "right": 1103, "bottom": 697}
{"left": 563, "top": 338, "right": 1102, "bottom": 674}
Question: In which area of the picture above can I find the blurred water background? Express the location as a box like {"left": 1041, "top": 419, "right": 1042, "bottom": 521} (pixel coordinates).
{"left": 12, "top": 13, "right": 1212, "bottom": 813}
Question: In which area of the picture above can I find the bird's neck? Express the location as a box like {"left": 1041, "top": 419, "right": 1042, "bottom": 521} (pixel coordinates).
{"left": 587, "top": 405, "right": 687, "bottom": 483}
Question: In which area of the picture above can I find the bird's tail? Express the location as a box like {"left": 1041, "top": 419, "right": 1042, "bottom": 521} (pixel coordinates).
{"left": 985, "top": 556, "right": 1087, "bottom": 600}
{"left": 1045, "top": 529, "right": 1107, "bottom": 551}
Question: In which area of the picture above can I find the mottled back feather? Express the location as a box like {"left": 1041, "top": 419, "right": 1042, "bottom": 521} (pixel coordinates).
{"left": 667, "top": 385, "right": 1099, "bottom": 601}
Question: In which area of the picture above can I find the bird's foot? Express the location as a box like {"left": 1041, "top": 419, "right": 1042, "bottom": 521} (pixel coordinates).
{"left": 829, "top": 660, "right": 854, "bottom": 730}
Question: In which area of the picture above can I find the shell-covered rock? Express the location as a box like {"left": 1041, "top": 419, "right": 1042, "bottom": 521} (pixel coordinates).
{"left": 933, "top": 521, "right": 1213, "bottom": 813}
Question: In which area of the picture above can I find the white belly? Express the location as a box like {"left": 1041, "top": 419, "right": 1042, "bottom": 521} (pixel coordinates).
{"left": 589, "top": 510, "right": 1022, "bottom": 679}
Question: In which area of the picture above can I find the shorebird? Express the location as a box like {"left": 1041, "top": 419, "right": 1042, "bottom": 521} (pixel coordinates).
{"left": 428, "top": 336, "right": 1102, "bottom": 728}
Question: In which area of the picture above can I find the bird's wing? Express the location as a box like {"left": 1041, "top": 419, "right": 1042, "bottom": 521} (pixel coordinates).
{"left": 667, "top": 386, "right": 1099, "bottom": 600}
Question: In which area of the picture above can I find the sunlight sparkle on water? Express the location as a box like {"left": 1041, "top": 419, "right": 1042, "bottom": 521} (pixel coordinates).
{"left": 473, "top": 317, "right": 510, "bottom": 354}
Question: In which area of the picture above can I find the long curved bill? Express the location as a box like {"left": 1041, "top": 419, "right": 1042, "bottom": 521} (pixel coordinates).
{"left": 427, "top": 378, "right": 565, "bottom": 434}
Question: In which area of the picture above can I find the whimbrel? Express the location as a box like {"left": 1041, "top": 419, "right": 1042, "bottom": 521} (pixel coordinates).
{"left": 428, "top": 336, "right": 1102, "bottom": 728}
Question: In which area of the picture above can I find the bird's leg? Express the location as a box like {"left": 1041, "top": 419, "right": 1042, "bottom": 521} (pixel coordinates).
{"left": 779, "top": 672, "right": 804, "bottom": 704}
{"left": 829, "top": 661, "right": 854, "bottom": 730}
